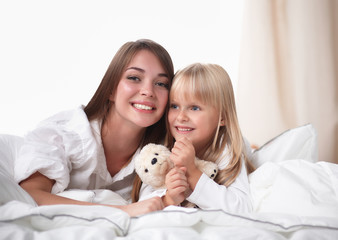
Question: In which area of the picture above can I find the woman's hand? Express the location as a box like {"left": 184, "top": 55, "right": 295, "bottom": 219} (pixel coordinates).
{"left": 20, "top": 172, "right": 164, "bottom": 217}
{"left": 162, "top": 167, "right": 188, "bottom": 206}
{"left": 118, "top": 197, "right": 164, "bottom": 216}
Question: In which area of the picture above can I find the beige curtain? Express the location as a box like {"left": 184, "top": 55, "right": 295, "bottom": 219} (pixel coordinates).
{"left": 237, "top": 0, "right": 338, "bottom": 163}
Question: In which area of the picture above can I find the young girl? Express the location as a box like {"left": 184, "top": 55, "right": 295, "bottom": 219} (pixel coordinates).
{"left": 14, "top": 39, "right": 174, "bottom": 217}
{"left": 139, "top": 63, "right": 255, "bottom": 213}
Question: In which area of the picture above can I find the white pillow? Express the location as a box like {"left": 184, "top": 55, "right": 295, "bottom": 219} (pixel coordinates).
{"left": 250, "top": 159, "right": 338, "bottom": 218}
{"left": 0, "top": 134, "right": 36, "bottom": 206}
{"left": 250, "top": 124, "right": 318, "bottom": 168}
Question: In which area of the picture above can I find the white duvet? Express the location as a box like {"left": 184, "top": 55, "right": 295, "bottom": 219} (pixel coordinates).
{"left": 1, "top": 124, "right": 338, "bottom": 239}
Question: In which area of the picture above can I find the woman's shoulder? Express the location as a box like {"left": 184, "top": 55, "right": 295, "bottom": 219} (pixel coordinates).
{"left": 38, "top": 105, "right": 88, "bottom": 126}
{"left": 25, "top": 105, "right": 94, "bottom": 142}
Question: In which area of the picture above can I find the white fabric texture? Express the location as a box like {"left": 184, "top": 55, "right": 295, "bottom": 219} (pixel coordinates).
{"left": 251, "top": 123, "right": 318, "bottom": 168}
{"left": 13, "top": 106, "right": 137, "bottom": 202}
{"left": 250, "top": 159, "right": 338, "bottom": 218}
{"left": 1, "top": 199, "right": 338, "bottom": 240}
{"left": 0, "top": 135, "right": 36, "bottom": 206}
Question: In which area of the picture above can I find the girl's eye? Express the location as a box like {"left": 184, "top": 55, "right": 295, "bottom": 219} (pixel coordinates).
{"left": 127, "top": 76, "right": 140, "bottom": 81}
{"left": 191, "top": 106, "right": 200, "bottom": 111}
{"left": 155, "top": 81, "right": 169, "bottom": 90}
{"left": 170, "top": 104, "right": 179, "bottom": 109}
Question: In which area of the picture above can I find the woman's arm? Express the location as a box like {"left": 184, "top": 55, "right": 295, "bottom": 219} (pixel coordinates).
{"left": 20, "top": 172, "right": 164, "bottom": 216}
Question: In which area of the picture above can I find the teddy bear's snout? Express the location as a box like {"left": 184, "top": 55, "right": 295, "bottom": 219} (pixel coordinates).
{"left": 151, "top": 158, "right": 157, "bottom": 165}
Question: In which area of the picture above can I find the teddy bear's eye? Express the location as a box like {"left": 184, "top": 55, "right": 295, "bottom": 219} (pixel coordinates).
{"left": 151, "top": 158, "right": 157, "bottom": 165}
{"left": 145, "top": 168, "right": 148, "bottom": 173}
{"left": 154, "top": 153, "right": 159, "bottom": 156}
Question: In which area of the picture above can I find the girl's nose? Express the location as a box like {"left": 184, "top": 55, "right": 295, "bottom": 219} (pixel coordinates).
{"left": 177, "top": 110, "right": 188, "bottom": 122}
{"left": 140, "top": 82, "right": 154, "bottom": 97}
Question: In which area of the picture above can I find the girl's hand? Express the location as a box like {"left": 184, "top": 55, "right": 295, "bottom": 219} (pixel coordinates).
{"left": 162, "top": 167, "right": 188, "bottom": 206}
{"left": 119, "top": 197, "right": 164, "bottom": 216}
{"left": 170, "top": 137, "right": 196, "bottom": 172}
{"left": 170, "top": 137, "right": 202, "bottom": 190}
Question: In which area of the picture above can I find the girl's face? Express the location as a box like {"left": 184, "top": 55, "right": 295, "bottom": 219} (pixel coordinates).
{"left": 110, "top": 50, "right": 169, "bottom": 129}
{"left": 168, "top": 93, "right": 221, "bottom": 153}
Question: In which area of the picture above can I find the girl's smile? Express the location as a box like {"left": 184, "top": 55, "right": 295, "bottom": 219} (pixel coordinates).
{"left": 168, "top": 95, "right": 221, "bottom": 152}
{"left": 175, "top": 126, "right": 194, "bottom": 133}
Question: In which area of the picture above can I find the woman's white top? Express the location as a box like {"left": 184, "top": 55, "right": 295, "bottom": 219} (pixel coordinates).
{"left": 139, "top": 141, "right": 253, "bottom": 213}
{"left": 14, "top": 106, "right": 138, "bottom": 203}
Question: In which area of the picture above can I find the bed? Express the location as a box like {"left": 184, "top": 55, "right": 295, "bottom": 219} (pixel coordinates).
{"left": 1, "top": 124, "right": 338, "bottom": 239}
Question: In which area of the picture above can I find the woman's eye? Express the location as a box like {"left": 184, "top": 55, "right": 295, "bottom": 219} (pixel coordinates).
{"left": 170, "top": 104, "right": 179, "bottom": 109}
{"left": 155, "top": 81, "right": 169, "bottom": 90}
{"left": 127, "top": 76, "right": 140, "bottom": 81}
{"left": 191, "top": 106, "right": 200, "bottom": 111}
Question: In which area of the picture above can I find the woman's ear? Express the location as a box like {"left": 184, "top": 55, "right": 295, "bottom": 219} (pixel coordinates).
{"left": 109, "top": 93, "right": 115, "bottom": 102}
{"left": 219, "top": 118, "right": 225, "bottom": 126}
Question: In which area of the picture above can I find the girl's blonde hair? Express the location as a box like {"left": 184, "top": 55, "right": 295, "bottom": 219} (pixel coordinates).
{"left": 166, "top": 63, "right": 255, "bottom": 187}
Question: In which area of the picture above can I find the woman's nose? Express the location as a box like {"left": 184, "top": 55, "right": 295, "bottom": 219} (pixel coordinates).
{"left": 140, "top": 81, "right": 154, "bottom": 97}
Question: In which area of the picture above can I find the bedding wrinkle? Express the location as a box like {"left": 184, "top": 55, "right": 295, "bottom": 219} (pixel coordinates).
{"left": 250, "top": 160, "right": 338, "bottom": 218}
{"left": 1, "top": 130, "right": 338, "bottom": 239}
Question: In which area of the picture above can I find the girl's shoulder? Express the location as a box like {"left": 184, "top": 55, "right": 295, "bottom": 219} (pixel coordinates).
{"left": 216, "top": 138, "right": 252, "bottom": 170}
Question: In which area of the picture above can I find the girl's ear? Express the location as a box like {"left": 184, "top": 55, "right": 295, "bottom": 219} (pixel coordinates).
{"left": 219, "top": 118, "right": 225, "bottom": 126}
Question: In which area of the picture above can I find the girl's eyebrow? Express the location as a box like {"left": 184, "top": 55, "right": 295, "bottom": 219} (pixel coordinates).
{"left": 126, "top": 67, "right": 168, "bottom": 78}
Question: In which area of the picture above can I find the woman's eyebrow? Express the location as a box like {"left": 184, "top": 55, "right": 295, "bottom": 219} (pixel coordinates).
{"left": 126, "top": 67, "right": 144, "bottom": 72}
{"left": 126, "top": 67, "right": 168, "bottom": 78}
{"left": 159, "top": 73, "right": 169, "bottom": 78}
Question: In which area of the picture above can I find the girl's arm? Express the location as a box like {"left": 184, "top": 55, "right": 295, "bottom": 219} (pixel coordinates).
{"left": 186, "top": 160, "right": 252, "bottom": 213}
{"left": 20, "top": 172, "right": 164, "bottom": 216}
{"left": 170, "top": 137, "right": 251, "bottom": 213}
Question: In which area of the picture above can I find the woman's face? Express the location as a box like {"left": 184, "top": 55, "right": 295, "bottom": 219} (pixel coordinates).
{"left": 110, "top": 50, "right": 170, "bottom": 129}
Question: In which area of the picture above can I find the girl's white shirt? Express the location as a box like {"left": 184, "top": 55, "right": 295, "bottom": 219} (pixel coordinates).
{"left": 14, "top": 106, "right": 138, "bottom": 203}
{"left": 139, "top": 140, "right": 253, "bottom": 213}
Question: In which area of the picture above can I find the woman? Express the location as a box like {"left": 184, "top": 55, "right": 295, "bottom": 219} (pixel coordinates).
{"left": 15, "top": 39, "right": 174, "bottom": 216}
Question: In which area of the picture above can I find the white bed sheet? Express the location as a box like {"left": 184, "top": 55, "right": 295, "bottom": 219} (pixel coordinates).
{"left": 1, "top": 201, "right": 338, "bottom": 240}
{"left": 1, "top": 125, "right": 338, "bottom": 239}
{"left": 1, "top": 160, "right": 338, "bottom": 240}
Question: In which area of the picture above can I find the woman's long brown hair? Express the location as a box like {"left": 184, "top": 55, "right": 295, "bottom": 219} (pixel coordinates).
{"left": 83, "top": 39, "right": 174, "bottom": 202}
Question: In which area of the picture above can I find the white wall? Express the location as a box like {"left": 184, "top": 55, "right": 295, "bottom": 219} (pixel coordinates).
{"left": 0, "top": 0, "right": 244, "bottom": 136}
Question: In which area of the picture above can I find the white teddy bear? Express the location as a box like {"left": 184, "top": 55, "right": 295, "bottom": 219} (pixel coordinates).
{"left": 135, "top": 143, "right": 218, "bottom": 190}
